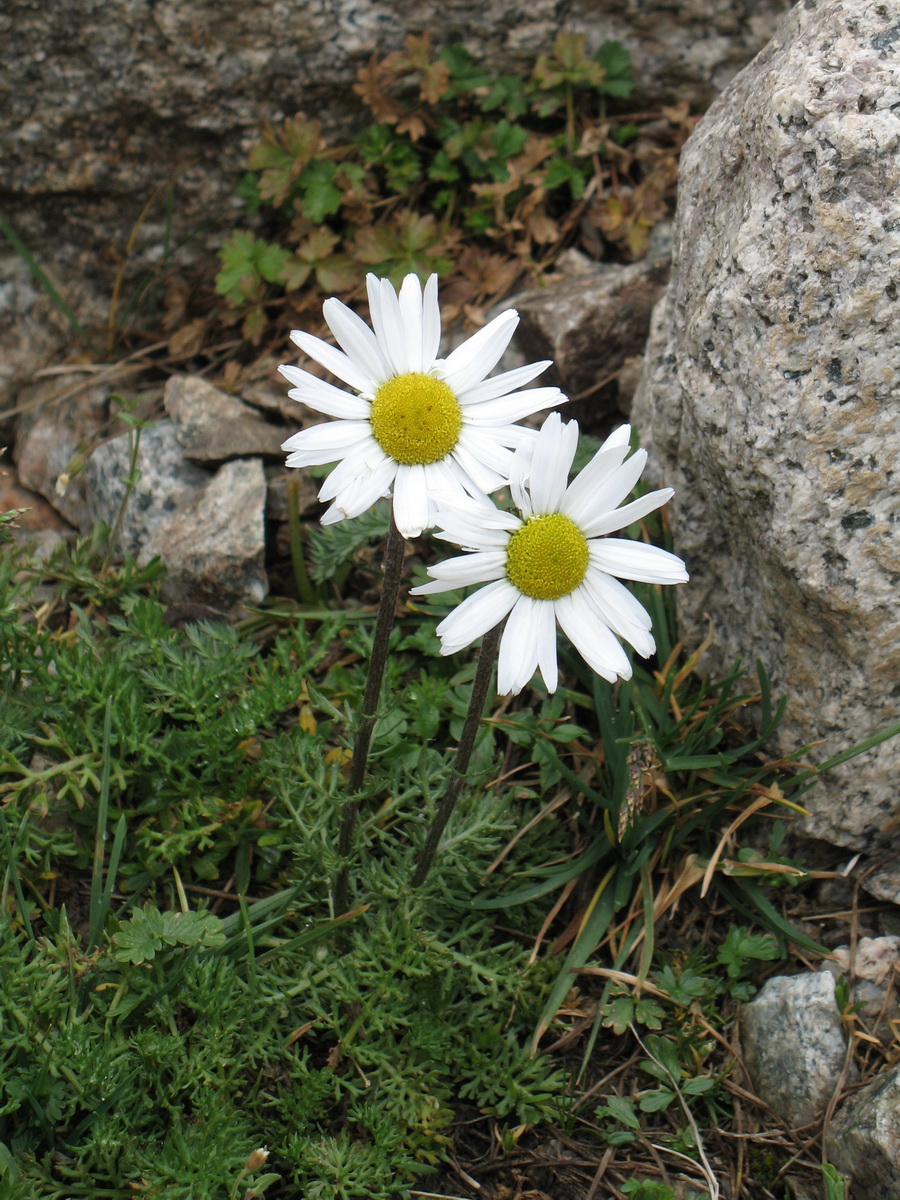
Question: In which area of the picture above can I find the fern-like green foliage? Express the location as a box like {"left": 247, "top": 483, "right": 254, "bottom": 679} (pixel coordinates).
{"left": 306, "top": 500, "right": 391, "bottom": 585}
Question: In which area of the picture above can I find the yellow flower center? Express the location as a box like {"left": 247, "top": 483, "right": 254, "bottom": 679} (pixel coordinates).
{"left": 506, "top": 513, "right": 589, "bottom": 601}
{"left": 369, "top": 372, "right": 463, "bottom": 465}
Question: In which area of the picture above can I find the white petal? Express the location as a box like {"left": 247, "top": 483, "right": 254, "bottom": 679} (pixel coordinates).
{"left": 451, "top": 432, "right": 512, "bottom": 495}
{"left": 433, "top": 510, "right": 516, "bottom": 551}
{"left": 528, "top": 412, "right": 579, "bottom": 515}
{"left": 279, "top": 364, "right": 371, "bottom": 419}
{"left": 457, "top": 360, "right": 554, "bottom": 404}
{"left": 476, "top": 422, "right": 539, "bottom": 450}
{"left": 589, "top": 539, "right": 690, "bottom": 584}
{"left": 392, "top": 463, "right": 430, "bottom": 537}
{"left": 421, "top": 458, "right": 468, "bottom": 509}
{"left": 460, "top": 387, "right": 565, "bottom": 426}
{"left": 600, "top": 424, "right": 632, "bottom": 452}
{"left": 376, "top": 276, "right": 411, "bottom": 375}
{"left": 398, "top": 275, "right": 425, "bottom": 373}
{"left": 421, "top": 274, "right": 442, "bottom": 368}
{"left": 414, "top": 550, "right": 508, "bottom": 592}
{"left": 282, "top": 421, "right": 374, "bottom": 463}
{"left": 556, "top": 591, "right": 632, "bottom": 683}
{"left": 559, "top": 442, "right": 634, "bottom": 528}
{"left": 509, "top": 439, "right": 535, "bottom": 517}
{"left": 580, "top": 573, "right": 656, "bottom": 659}
{"left": 497, "top": 594, "right": 541, "bottom": 695}
{"left": 581, "top": 488, "right": 675, "bottom": 539}
{"left": 434, "top": 580, "right": 519, "bottom": 652}
{"left": 438, "top": 310, "right": 519, "bottom": 394}
{"left": 366, "top": 273, "right": 388, "bottom": 357}
{"left": 534, "top": 600, "right": 559, "bottom": 694}
{"left": 320, "top": 458, "right": 397, "bottom": 524}
{"left": 427, "top": 552, "right": 508, "bottom": 585}
{"left": 585, "top": 570, "right": 653, "bottom": 631}
{"left": 323, "top": 298, "right": 392, "bottom": 385}
{"left": 317, "top": 440, "right": 392, "bottom": 502}
{"left": 456, "top": 424, "right": 522, "bottom": 472}
{"left": 596, "top": 450, "right": 648, "bottom": 515}
{"left": 290, "top": 330, "right": 373, "bottom": 394}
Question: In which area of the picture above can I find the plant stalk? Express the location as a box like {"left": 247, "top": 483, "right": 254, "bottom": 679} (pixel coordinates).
{"left": 332, "top": 513, "right": 406, "bottom": 915}
{"left": 286, "top": 475, "right": 317, "bottom": 606}
{"left": 411, "top": 622, "right": 501, "bottom": 888}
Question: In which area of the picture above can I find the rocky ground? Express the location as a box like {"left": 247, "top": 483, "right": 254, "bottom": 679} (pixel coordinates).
{"left": 2, "top": 0, "right": 899, "bottom": 1194}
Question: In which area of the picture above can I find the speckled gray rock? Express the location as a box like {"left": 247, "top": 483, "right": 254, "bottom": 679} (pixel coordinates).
{"left": 164, "top": 375, "right": 286, "bottom": 463}
{"left": 13, "top": 375, "right": 111, "bottom": 527}
{"left": 824, "top": 936, "right": 900, "bottom": 1036}
{"left": 632, "top": 0, "right": 900, "bottom": 850}
{"left": 740, "top": 969, "right": 855, "bottom": 1127}
{"left": 865, "top": 862, "right": 900, "bottom": 908}
{"left": 145, "top": 457, "right": 269, "bottom": 606}
{"left": 826, "top": 1065, "right": 900, "bottom": 1199}
{"left": 82, "top": 421, "right": 268, "bottom": 607}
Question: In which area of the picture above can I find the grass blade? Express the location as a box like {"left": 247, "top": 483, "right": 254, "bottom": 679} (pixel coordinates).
{"left": 0, "top": 808, "right": 35, "bottom": 944}
{"left": 0, "top": 213, "right": 99, "bottom": 353}
{"left": 87, "top": 697, "right": 114, "bottom": 949}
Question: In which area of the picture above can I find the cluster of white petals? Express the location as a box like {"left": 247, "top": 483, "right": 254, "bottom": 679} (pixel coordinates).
{"left": 279, "top": 273, "right": 563, "bottom": 538}
{"left": 411, "top": 413, "right": 689, "bottom": 695}
{"left": 281, "top": 273, "right": 688, "bottom": 693}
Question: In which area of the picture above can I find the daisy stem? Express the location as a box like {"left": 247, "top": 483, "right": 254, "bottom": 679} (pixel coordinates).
{"left": 333, "top": 512, "right": 406, "bottom": 916}
{"left": 411, "top": 622, "right": 501, "bottom": 889}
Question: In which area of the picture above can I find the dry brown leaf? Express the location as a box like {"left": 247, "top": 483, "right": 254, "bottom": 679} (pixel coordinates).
{"left": 166, "top": 317, "right": 206, "bottom": 358}
{"left": 353, "top": 58, "right": 408, "bottom": 126}
{"left": 220, "top": 360, "right": 242, "bottom": 389}
{"left": 526, "top": 206, "right": 559, "bottom": 245}
{"left": 161, "top": 277, "right": 190, "bottom": 331}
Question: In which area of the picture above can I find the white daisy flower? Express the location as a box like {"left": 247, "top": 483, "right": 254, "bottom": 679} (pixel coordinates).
{"left": 278, "top": 273, "right": 564, "bottom": 538}
{"left": 411, "top": 412, "right": 689, "bottom": 695}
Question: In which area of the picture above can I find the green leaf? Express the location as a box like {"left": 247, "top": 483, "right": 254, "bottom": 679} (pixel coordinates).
{"left": 655, "top": 964, "right": 708, "bottom": 1006}
{"left": 383, "top": 142, "right": 422, "bottom": 192}
{"left": 682, "top": 1075, "right": 717, "bottom": 1097}
{"left": 638, "top": 1086, "right": 676, "bottom": 1113}
{"left": 235, "top": 172, "right": 262, "bottom": 217}
{"left": 215, "top": 233, "right": 287, "bottom": 302}
{"left": 664, "top": 753, "right": 735, "bottom": 770}
{"left": 299, "top": 160, "right": 342, "bottom": 222}
{"left": 716, "top": 926, "right": 780, "bottom": 978}
{"left": 822, "top": 1164, "right": 848, "bottom": 1200}
{"left": 643, "top": 1035, "right": 681, "bottom": 1081}
{"left": 256, "top": 241, "right": 290, "bottom": 284}
{"left": 427, "top": 149, "right": 461, "bottom": 184}
{"left": 594, "top": 41, "right": 634, "bottom": 98}
{"left": 248, "top": 1172, "right": 283, "bottom": 1196}
{"left": 355, "top": 122, "right": 394, "bottom": 163}
{"left": 607, "top": 1129, "right": 637, "bottom": 1146}
{"left": 612, "top": 124, "right": 642, "bottom": 146}
{"left": 113, "top": 905, "right": 225, "bottom": 965}
{"left": 215, "top": 231, "right": 258, "bottom": 300}
{"left": 480, "top": 75, "right": 528, "bottom": 117}
{"left": 545, "top": 722, "right": 591, "bottom": 743}
{"left": 602, "top": 1095, "right": 640, "bottom": 1129}
{"left": 601, "top": 994, "right": 634, "bottom": 1035}
{"left": 633, "top": 997, "right": 665, "bottom": 1030}
{"left": 543, "top": 157, "right": 587, "bottom": 198}
{"left": 491, "top": 120, "right": 529, "bottom": 163}
{"left": 439, "top": 44, "right": 491, "bottom": 93}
